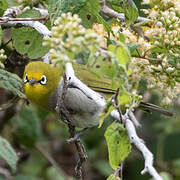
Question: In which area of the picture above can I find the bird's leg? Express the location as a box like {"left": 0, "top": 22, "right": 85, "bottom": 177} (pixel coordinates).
{"left": 67, "top": 127, "right": 88, "bottom": 143}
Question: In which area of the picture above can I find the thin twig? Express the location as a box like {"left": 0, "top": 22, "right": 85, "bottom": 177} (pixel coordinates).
{"left": 135, "top": 48, "right": 162, "bottom": 63}
{"left": 0, "top": 96, "right": 19, "bottom": 111}
{"left": 114, "top": 163, "right": 123, "bottom": 179}
{"left": 100, "top": 0, "right": 162, "bottom": 25}
{"left": 35, "top": 142, "right": 62, "bottom": 172}
{"left": 1, "top": 8, "right": 51, "bottom": 37}
{"left": 0, "top": 38, "right": 12, "bottom": 49}
{"left": 0, "top": 16, "right": 49, "bottom": 23}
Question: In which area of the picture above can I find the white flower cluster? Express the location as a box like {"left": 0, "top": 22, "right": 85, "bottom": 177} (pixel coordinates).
{"left": 116, "top": 0, "right": 180, "bottom": 105}
{"left": 130, "top": 0, "right": 180, "bottom": 105}
{"left": 0, "top": 49, "right": 7, "bottom": 69}
{"left": 43, "top": 13, "right": 101, "bottom": 67}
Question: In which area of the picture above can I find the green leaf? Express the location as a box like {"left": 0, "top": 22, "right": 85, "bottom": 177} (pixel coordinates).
{"left": 91, "top": 55, "right": 118, "bottom": 79}
{"left": 127, "top": 43, "right": 139, "bottom": 56}
{"left": 0, "top": 0, "right": 7, "bottom": 16}
{"left": 118, "top": 33, "right": 125, "bottom": 43}
{"left": 106, "top": 0, "right": 123, "bottom": 6}
{"left": 118, "top": 89, "right": 131, "bottom": 106}
{"left": 99, "top": 100, "right": 114, "bottom": 128}
{"left": 0, "top": 136, "right": 18, "bottom": 173}
{"left": 85, "top": 0, "right": 100, "bottom": 16}
{"left": 107, "top": 174, "right": 122, "bottom": 180}
{"left": 78, "top": 8, "right": 96, "bottom": 28}
{"left": 78, "top": 0, "right": 100, "bottom": 28}
{"left": 17, "top": 9, "right": 41, "bottom": 18}
{"left": 0, "top": 68, "right": 26, "bottom": 98}
{"left": 108, "top": 43, "right": 131, "bottom": 69}
{"left": 124, "top": 0, "right": 138, "bottom": 25}
{"left": 12, "top": 105, "right": 44, "bottom": 147}
{"left": 48, "top": 0, "right": 87, "bottom": 21}
{"left": 11, "top": 9, "right": 49, "bottom": 59}
{"left": 96, "top": 14, "right": 112, "bottom": 33}
{"left": 0, "top": 0, "right": 8, "bottom": 10}
{"left": 12, "top": 27, "right": 50, "bottom": 59}
{"left": 14, "top": 174, "right": 41, "bottom": 180}
{"left": 105, "top": 122, "right": 131, "bottom": 170}
{"left": 111, "top": 4, "right": 123, "bottom": 13}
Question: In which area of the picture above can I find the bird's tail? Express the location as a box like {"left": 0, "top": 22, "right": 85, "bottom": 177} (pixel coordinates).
{"left": 139, "top": 102, "right": 174, "bottom": 117}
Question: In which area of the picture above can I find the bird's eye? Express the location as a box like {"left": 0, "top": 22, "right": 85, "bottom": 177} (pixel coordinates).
{"left": 39, "top": 75, "right": 47, "bottom": 85}
{"left": 24, "top": 74, "right": 28, "bottom": 83}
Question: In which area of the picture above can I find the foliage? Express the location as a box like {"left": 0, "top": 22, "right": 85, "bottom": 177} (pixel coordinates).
{"left": 0, "top": 68, "right": 25, "bottom": 98}
{"left": 0, "top": 0, "right": 179, "bottom": 180}
{"left": 11, "top": 9, "right": 50, "bottom": 59}
{"left": 107, "top": 174, "right": 122, "bottom": 180}
{"left": 0, "top": 136, "right": 18, "bottom": 173}
{"left": 0, "top": 0, "right": 8, "bottom": 16}
{"left": 11, "top": 105, "right": 44, "bottom": 147}
{"left": 105, "top": 122, "right": 131, "bottom": 170}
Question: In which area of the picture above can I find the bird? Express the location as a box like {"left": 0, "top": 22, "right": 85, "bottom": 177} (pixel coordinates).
{"left": 22, "top": 61, "right": 173, "bottom": 128}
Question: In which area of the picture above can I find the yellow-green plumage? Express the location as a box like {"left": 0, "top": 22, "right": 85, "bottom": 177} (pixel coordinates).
{"left": 23, "top": 61, "right": 113, "bottom": 127}
{"left": 23, "top": 61, "right": 173, "bottom": 128}
{"left": 23, "top": 61, "right": 62, "bottom": 108}
{"left": 23, "top": 61, "right": 115, "bottom": 108}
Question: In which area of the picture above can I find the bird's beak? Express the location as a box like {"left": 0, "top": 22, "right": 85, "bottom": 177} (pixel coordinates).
{"left": 28, "top": 78, "right": 37, "bottom": 85}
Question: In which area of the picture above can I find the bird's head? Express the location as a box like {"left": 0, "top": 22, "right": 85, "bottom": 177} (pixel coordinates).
{"left": 23, "top": 61, "right": 62, "bottom": 108}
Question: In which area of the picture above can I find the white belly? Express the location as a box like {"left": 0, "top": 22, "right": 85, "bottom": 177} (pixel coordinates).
{"left": 48, "top": 87, "right": 106, "bottom": 128}
{"left": 64, "top": 88, "right": 105, "bottom": 128}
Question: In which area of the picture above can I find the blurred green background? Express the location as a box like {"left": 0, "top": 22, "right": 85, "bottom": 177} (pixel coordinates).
{"left": 0, "top": 85, "right": 179, "bottom": 179}
{"left": 0, "top": 0, "right": 180, "bottom": 179}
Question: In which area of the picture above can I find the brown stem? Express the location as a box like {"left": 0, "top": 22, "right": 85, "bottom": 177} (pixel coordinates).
{"left": 114, "top": 163, "right": 123, "bottom": 179}
{"left": 135, "top": 48, "right": 162, "bottom": 63}
{"left": 56, "top": 73, "right": 88, "bottom": 180}
{"left": 0, "top": 96, "right": 19, "bottom": 111}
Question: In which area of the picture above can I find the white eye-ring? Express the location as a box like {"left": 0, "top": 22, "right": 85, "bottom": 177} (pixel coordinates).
{"left": 40, "top": 75, "right": 47, "bottom": 85}
{"left": 24, "top": 74, "right": 28, "bottom": 83}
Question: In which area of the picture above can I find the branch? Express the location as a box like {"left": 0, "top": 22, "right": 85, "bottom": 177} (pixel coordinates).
{"left": 100, "top": 0, "right": 126, "bottom": 21}
{"left": 125, "top": 115, "right": 162, "bottom": 180}
{"left": 1, "top": 6, "right": 51, "bottom": 37}
{"left": 64, "top": 63, "right": 106, "bottom": 108}
{"left": 56, "top": 63, "right": 92, "bottom": 179}
{"left": 128, "top": 111, "right": 141, "bottom": 128}
{"left": 3, "top": 6, "right": 49, "bottom": 17}
{"left": 100, "top": 0, "right": 162, "bottom": 25}
{"left": 0, "top": 16, "right": 48, "bottom": 22}
{"left": 0, "top": 96, "right": 19, "bottom": 111}
{"left": 114, "top": 164, "right": 123, "bottom": 179}
{"left": 0, "top": 18, "right": 51, "bottom": 37}
{"left": 111, "top": 110, "right": 163, "bottom": 180}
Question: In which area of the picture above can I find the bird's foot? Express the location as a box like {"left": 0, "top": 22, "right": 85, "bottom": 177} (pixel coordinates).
{"left": 67, "top": 127, "right": 88, "bottom": 143}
